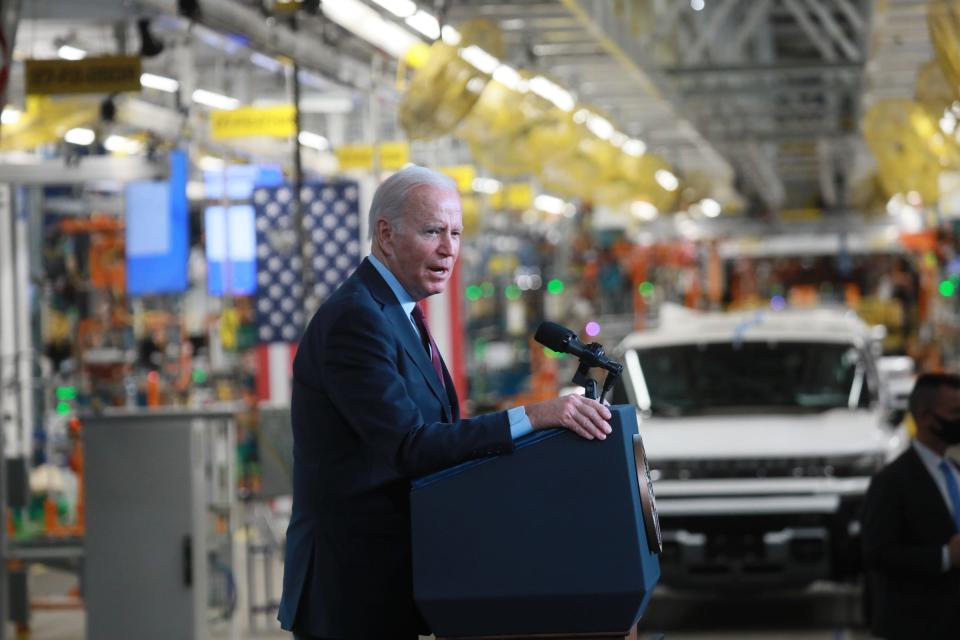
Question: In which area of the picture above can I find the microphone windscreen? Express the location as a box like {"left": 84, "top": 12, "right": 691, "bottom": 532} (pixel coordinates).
{"left": 534, "top": 321, "right": 575, "bottom": 352}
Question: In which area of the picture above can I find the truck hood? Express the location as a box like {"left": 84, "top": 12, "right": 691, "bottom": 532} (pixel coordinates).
{"left": 638, "top": 408, "right": 904, "bottom": 460}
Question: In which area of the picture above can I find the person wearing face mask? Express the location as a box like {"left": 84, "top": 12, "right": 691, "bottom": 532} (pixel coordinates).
{"left": 861, "top": 372, "right": 960, "bottom": 639}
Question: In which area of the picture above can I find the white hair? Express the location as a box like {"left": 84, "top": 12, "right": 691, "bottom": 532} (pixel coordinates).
{"left": 367, "top": 165, "right": 457, "bottom": 239}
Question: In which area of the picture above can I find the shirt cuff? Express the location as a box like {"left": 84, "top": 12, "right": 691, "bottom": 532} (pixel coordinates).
{"left": 943, "top": 545, "right": 952, "bottom": 573}
{"left": 508, "top": 406, "right": 533, "bottom": 440}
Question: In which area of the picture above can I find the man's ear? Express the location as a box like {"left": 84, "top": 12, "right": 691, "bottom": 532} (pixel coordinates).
{"left": 376, "top": 218, "right": 393, "bottom": 255}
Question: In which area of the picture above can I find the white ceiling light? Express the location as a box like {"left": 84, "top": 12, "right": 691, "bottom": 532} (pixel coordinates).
{"left": 64, "top": 128, "right": 95, "bottom": 145}
{"left": 460, "top": 45, "right": 500, "bottom": 75}
{"left": 610, "top": 131, "right": 628, "bottom": 147}
{"left": 369, "top": 0, "right": 417, "bottom": 18}
{"left": 199, "top": 156, "right": 225, "bottom": 171}
{"left": 655, "top": 169, "right": 679, "bottom": 192}
{"left": 630, "top": 201, "right": 658, "bottom": 221}
{"left": 441, "top": 25, "right": 462, "bottom": 45}
{"left": 1, "top": 107, "right": 22, "bottom": 125}
{"left": 250, "top": 51, "right": 285, "bottom": 73}
{"left": 700, "top": 198, "right": 722, "bottom": 218}
{"left": 529, "top": 76, "right": 575, "bottom": 112}
{"left": 104, "top": 135, "right": 143, "bottom": 154}
{"left": 622, "top": 139, "right": 647, "bottom": 156}
{"left": 140, "top": 73, "right": 180, "bottom": 93}
{"left": 585, "top": 113, "right": 614, "bottom": 140}
{"left": 298, "top": 131, "right": 330, "bottom": 151}
{"left": 472, "top": 177, "right": 502, "bottom": 194}
{"left": 691, "top": 0, "right": 705, "bottom": 11}
{"left": 406, "top": 10, "right": 441, "bottom": 40}
{"left": 57, "top": 44, "right": 87, "bottom": 60}
{"left": 192, "top": 89, "right": 240, "bottom": 110}
{"left": 534, "top": 194, "right": 567, "bottom": 215}
{"left": 322, "top": 0, "right": 419, "bottom": 59}
{"left": 492, "top": 65, "right": 528, "bottom": 92}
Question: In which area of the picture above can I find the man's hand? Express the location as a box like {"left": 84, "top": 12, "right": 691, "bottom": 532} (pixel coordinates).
{"left": 525, "top": 395, "right": 612, "bottom": 440}
{"left": 949, "top": 534, "right": 960, "bottom": 568}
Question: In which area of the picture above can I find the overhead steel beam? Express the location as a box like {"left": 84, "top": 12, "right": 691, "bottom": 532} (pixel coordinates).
{"left": 835, "top": 0, "right": 866, "bottom": 34}
{"left": 557, "top": 0, "right": 735, "bottom": 178}
{"left": 663, "top": 61, "right": 862, "bottom": 75}
{"left": 684, "top": 0, "right": 739, "bottom": 65}
{"left": 730, "top": 0, "right": 772, "bottom": 60}
{"left": 782, "top": 0, "right": 837, "bottom": 61}
{"left": 804, "top": 0, "right": 861, "bottom": 61}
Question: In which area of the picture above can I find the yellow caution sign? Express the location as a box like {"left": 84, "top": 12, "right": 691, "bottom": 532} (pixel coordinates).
{"left": 440, "top": 165, "right": 476, "bottom": 194}
{"left": 25, "top": 56, "right": 142, "bottom": 95}
{"left": 335, "top": 142, "right": 411, "bottom": 171}
{"left": 490, "top": 183, "right": 533, "bottom": 210}
{"left": 336, "top": 144, "right": 376, "bottom": 170}
{"left": 379, "top": 141, "right": 410, "bottom": 170}
{"left": 210, "top": 104, "right": 296, "bottom": 140}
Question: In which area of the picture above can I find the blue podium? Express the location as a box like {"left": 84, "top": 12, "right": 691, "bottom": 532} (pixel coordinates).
{"left": 411, "top": 405, "right": 661, "bottom": 639}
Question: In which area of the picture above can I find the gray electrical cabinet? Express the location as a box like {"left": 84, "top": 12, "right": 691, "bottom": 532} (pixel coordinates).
{"left": 84, "top": 407, "right": 237, "bottom": 640}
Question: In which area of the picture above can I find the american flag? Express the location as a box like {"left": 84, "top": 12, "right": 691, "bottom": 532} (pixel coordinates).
{"left": 252, "top": 180, "right": 362, "bottom": 404}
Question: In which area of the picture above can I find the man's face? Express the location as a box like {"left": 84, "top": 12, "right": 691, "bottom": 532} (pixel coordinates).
{"left": 380, "top": 185, "right": 462, "bottom": 300}
{"left": 927, "top": 385, "right": 960, "bottom": 446}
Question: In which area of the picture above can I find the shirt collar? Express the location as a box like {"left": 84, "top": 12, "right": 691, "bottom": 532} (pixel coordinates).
{"left": 368, "top": 253, "right": 417, "bottom": 317}
{"left": 912, "top": 438, "right": 947, "bottom": 471}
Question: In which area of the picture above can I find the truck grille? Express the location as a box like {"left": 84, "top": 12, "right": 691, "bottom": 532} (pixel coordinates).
{"left": 650, "top": 454, "right": 883, "bottom": 480}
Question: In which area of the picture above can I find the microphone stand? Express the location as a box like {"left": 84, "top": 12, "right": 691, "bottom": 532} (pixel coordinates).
{"left": 569, "top": 342, "right": 623, "bottom": 403}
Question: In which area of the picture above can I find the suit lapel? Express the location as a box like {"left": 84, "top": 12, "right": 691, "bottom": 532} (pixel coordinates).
{"left": 903, "top": 447, "right": 958, "bottom": 534}
{"left": 357, "top": 259, "right": 451, "bottom": 417}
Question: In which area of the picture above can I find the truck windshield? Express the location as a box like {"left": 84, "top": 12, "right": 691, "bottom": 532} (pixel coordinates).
{"left": 632, "top": 341, "right": 867, "bottom": 416}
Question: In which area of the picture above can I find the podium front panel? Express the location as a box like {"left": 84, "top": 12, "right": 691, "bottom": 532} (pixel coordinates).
{"left": 412, "top": 405, "right": 660, "bottom": 637}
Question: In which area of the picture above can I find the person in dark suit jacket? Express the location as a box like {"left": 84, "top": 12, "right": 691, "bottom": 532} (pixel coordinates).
{"left": 861, "top": 372, "right": 960, "bottom": 639}
{"left": 278, "top": 165, "right": 613, "bottom": 640}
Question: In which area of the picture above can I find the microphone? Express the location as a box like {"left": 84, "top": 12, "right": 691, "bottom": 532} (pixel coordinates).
{"left": 534, "top": 321, "right": 622, "bottom": 373}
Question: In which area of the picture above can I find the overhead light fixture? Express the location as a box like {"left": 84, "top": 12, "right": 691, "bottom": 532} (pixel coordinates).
{"left": 250, "top": 51, "right": 285, "bottom": 73}
{"left": 104, "top": 134, "right": 143, "bottom": 154}
{"left": 529, "top": 76, "right": 575, "bottom": 112}
{"left": 441, "top": 25, "right": 461, "bottom": 45}
{"left": 369, "top": 0, "right": 417, "bottom": 18}
{"left": 691, "top": 0, "right": 705, "bottom": 10}
{"left": 298, "top": 131, "right": 330, "bottom": 151}
{"left": 699, "top": 198, "right": 721, "bottom": 218}
{"left": 492, "top": 65, "right": 527, "bottom": 92}
{"left": 472, "top": 178, "right": 502, "bottom": 194}
{"left": 405, "top": 10, "right": 441, "bottom": 40}
{"left": 534, "top": 194, "right": 567, "bottom": 215}
{"left": 655, "top": 169, "right": 679, "bottom": 192}
{"left": 199, "top": 156, "right": 225, "bottom": 171}
{"left": 630, "top": 201, "right": 658, "bottom": 221}
{"left": 322, "top": 0, "right": 419, "bottom": 59}
{"left": 585, "top": 113, "right": 614, "bottom": 140}
{"left": 57, "top": 44, "right": 87, "bottom": 60}
{"left": 141, "top": 73, "right": 180, "bottom": 93}
{"left": 460, "top": 45, "right": 500, "bottom": 75}
{"left": 192, "top": 89, "right": 240, "bottom": 110}
{"left": 64, "top": 128, "right": 95, "bottom": 145}
{"left": 1, "top": 107, "right": 22, "bottom": 125}
{"left": 622, "top": 139, "right": 647, "bottom": 157}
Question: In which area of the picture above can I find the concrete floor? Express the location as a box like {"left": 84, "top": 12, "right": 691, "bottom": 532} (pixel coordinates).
{"left": 5, "top": 566, "right": 873, "bottom": 640}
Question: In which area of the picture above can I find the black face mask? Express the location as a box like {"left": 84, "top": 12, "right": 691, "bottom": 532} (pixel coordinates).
{"left": 931, "top": 413, "right": 960, "bottom": 445}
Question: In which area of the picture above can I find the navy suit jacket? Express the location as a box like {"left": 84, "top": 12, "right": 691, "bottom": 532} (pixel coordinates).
{"left": 278, "top": 258, "right": 514, "bottom": 638}
{"left": 861, "top": 447, "right": 960, "bottom": 639}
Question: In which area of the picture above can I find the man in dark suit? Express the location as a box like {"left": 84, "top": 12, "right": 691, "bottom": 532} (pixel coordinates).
{"left": 861, "top": 372, "right": 960, "bottom": 639}
{"left": 278, "top": 165, "right": 612, "bottom": 639}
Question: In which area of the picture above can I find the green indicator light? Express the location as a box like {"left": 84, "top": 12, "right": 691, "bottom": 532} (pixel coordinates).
{"left": 639, "top": 281, "right": 655, "bottom": 297}
{"left": 546, "top": 279, "right": 565, "bottom": 295}
{"left": 543, "top": 347, "right": 566, "bottom": 359}
{"left": 940, "top": 280, "right": 956, "bottom": 297}
{"left": 192, "top": 368, "right": 208, "bottom": 384}
{"left": 481, "top": 282, "right": 495, "bottom": 298}
{"left": 56, "top": 386, "right": 77, "bottom": 401}
{"left": 56, "top": 402, "right": 71, "bottom": 416}
{"left": 505, "top": 285, "right": 521, "bottom": 300}
{"left": 465, "top": 285, "right": 482, "bottom": 301}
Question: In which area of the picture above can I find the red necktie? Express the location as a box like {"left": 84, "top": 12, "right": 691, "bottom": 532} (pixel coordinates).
{"left": 411, "top": 305, "right": 445, "bottom": 389}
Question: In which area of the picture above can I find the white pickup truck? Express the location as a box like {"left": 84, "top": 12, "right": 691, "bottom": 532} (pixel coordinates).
{"left": 611, "top": 305, "right": 910, "bottom": 590}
